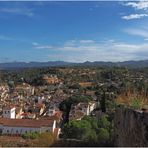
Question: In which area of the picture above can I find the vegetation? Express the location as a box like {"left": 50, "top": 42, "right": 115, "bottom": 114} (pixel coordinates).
{"left": 1, "top": 66, "right": 148, "bottom": 146}
{"left": 21, "top": 132, "right": 55, "bottom": 146}
{"left": 36, "top": 132, "right": 55, "bottom": 147}
{"left": 100, "top": 92, "right": 106, "bottom": 112}
{"left": 59, "top": 95, "right": 92, "bottom": 111}
{"left": 22, "top": 132, "right": 39, "bottom": 139}
{"left": 130, "top": 98, "right": 143, "bottom": 110}
{"left": 116, "top": 93, "right": 148, "bottom": 110}
{"left": 61, "top": 115, "right": 114, "bottom": 146}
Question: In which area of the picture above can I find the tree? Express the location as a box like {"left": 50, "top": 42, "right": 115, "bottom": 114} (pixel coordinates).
{"left": 59, "top": 95, "right": 92, "bottom": 124}
{"left": 100, "top": 92, "right": 106, "bottom": 112}
{"left": 61, "top": 115, "right": 113, "bottom": 145}
{"left": 62, "top": 120, "right": 92, "bottom": 140}
{"left": 82, "top": 129, "right": 97, "bottom": 143}
{"left": 83, "top": 116, "right": 99, "bottom": 131}
{"left": 106, "top": 99, "right": 116, "bottom": 111}
{"left": 98, "top": 115, "right": 111, "bottom": 130}
{"left": 97, "top": 128, "right": 110, "bottom": 143}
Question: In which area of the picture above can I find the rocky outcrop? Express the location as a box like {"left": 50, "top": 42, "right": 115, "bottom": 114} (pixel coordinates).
{"left": 114, "top": 105, "right": 148, "bottom": 147}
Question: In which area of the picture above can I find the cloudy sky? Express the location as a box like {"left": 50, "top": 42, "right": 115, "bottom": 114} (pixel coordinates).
{"left": 0, "top": 1, "right": 148, "bottom": 63}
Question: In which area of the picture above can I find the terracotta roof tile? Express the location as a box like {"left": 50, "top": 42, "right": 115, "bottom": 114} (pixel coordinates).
{"left": 0, "top": 118, "right": 54, "bottom": 128}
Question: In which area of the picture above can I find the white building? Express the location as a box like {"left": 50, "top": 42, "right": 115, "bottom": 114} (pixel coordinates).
{"left": 38, "top": 96, "right": 45, "bottom": 104}
{"left": 0, "top": 118, "right": 57, "bottom": 135}
{"left": 48, "top": 105, "right": 56, "bottom": 116}
{"left": 69, "top": 101, "right": 97, "bottom": 120}
{"left": 88, "top": 101, "right": 97, "bottom": 113}
{"left": 2, "top": 106, "right": 16, "bottom": 119}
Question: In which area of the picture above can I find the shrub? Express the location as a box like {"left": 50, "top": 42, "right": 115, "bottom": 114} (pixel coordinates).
{"left": 98, "top": 115, "right": 111, "bottom": 130}
{"left": 22, "top": 132, "right": 39, "bottom": 139}
{"left": 37, "top": 132, "right": 55, "bottom": 146}
{"left": 130, "top": 99, "right": 142, "bottom": 109}
{"left": 97, "top": 128, "right": 110, "bottom": 142}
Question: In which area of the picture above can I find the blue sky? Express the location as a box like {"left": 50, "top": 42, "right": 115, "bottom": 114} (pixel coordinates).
{"left": 0, "top": 1, "right": 148, "bottom": 62}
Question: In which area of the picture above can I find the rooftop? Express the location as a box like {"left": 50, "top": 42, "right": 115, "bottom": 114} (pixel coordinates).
{"left": 0, "top": 118, "right": 55, "bottom": 128}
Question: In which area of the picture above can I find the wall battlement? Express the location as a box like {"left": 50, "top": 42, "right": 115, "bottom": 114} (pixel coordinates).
{"left": 115, "top": 105, "right": 148, "bottom": 147}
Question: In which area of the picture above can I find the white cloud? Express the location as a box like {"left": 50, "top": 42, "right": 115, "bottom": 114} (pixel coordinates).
{"left": 32, "top": 42, "right": 39, "bottom": 46}
{"left": 45, "top": 39, "right": 148, "bottom": 62}
{"left": 64, "top": 40, "right": 77, "bottom": 46}
{"left": 124, "top": 1, "right": 148, "bottom": 10}
{"left": 32, "top": 39, "right": 148, "bottom": 62}
{"left": 79, "top": 40, "right": 95, "bottom": 44}
{"left": 124, "top": 28, "right": 148, "bottom": 38}
{"left": 0, "top": 35, "right": 32, "bottom": 44}
{"left": 63, "top": 40, "right": 95, "bottom": 46}
{"left": 32, "top": 42, "right": 53, "bottom": 49}
{"left": 33, "top": 40, "right": 97, "bottom": 51}
{"left": 122, "top": 13, "right": 148, "bottom": 20}
{"left": 121, "top": 1, "right": 148, "bottom": 20}
{"left": 0, "top": 8, "right": 34, "bottom": 17}
{"left": 34, "top": 45, "right": 53, "bottom": 49}
{"left": 0, "top": 35, "right": 15, "bottom": 41}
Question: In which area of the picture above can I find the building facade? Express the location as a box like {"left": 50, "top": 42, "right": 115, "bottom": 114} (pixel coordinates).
{"left": 0, "top": 118, "right": 56, "bottom": 135}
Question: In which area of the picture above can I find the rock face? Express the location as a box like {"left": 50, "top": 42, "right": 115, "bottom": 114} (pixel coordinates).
{"left": 114, "top": 105, "right": 148, "bottom": 147}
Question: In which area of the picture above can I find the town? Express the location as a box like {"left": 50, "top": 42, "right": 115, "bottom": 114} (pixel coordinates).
{"left": 0, "top": 66, "right": 147, "bottom": 146}
{"left": 1, "top": 0, "right": 148, "bottom": 147}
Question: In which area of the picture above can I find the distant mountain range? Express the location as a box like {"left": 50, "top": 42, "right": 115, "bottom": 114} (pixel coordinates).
{"left": 0, "top": 60, "right": 148, "bottom": 69}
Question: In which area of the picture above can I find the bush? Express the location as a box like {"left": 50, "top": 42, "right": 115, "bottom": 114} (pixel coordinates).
{"left": 37, "top": 132, "right": 55, "bottom": 146}
{"left": 106, "top": 100, "right": 117, "bottom": 111}
{"left": 97, "top": 128, "right": 110, "bottom": 142}
{"left": 22, "top": 132, "right": 39, "bottom": 139}
{"left": 130, "top": 98, "right": 142, "bottom": 109}
{"left": 82, "top": 129, "right": 97, "bottom": 142}
{"left": 98, "top": 115, "right": 111, "bottom": 130}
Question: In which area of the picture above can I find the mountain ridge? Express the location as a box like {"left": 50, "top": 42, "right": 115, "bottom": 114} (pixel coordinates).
{"left": 0, "top": 60, "right": 148, "bottom": 69}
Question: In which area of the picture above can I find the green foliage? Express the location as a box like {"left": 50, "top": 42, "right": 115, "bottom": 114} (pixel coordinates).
{"left": 0, "top": 67, "right": 59, "bottom": 86}
{"left": 130, "top": 98, "right": 142, "bottom": 109}
{"left": 82, "top": 129, "right": 97, "bottom": 142}
{"left": 100, "top": 92, "right": 106, "bottom": 112}
{"left": 83, "top": 116, "right": 99, "bottom": 131}
{"left": 62, "top": 115, "right": 113, "bottom": 145}
{"left": 98, "top": 115, "right": 111, "bottom": 130}
{"left": 59, "top": 95, "right": 92, "bottom": 112}
{"left": 69, "top": 95, "right": 92, "bottom": 104}
{"left": 97, "top": 128, "right": 110, "bottom": 142}
{"left": 106, "top": 99, "right": 117, "bottom": 111}
{"left": 37, "top": 132, "right": 55, "bottom": 146}
{"left": 22, "top": 132, "right": 39, "bottom": 139}
{"left": 21, "top": 132, "right": 55, "bottom": 146}
{"left": 62, "top": 120, "right": 92, "bottom": 139}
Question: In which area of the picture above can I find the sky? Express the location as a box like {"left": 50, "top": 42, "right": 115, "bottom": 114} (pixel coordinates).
{"left": 0, "top": 1, "right": 148, "bottom": 63}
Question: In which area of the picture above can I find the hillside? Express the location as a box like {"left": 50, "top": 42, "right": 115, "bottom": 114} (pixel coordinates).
{"left": 0, "top": 60, "right": 148, "bottom": 69}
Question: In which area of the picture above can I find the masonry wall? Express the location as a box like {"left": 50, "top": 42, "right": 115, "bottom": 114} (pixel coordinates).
{"left": 0, "top": 126, "right": 54, "bottom": 135}
{"left": 114, "top": 105, "right": 148, "bottom": 147}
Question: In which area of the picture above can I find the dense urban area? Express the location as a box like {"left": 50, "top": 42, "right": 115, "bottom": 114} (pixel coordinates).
{"left": 0, "top": 65, "right": 148, "bottom": 146}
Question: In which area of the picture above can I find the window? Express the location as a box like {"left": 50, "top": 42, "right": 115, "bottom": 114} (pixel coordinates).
{"left": 7, "top": 130, "right": 9, "bottom": 133}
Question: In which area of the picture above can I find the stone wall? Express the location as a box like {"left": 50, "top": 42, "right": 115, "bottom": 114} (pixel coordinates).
{"left": 114, "top": 105, "right": 148, "bottom": 147}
